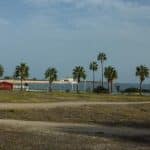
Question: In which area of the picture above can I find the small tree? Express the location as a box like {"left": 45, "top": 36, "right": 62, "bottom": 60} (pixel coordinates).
{"left": 45, "top": 67, "right": 57, "bottom": 92}
{"left": 89, "top": 61, "right": 98, "bottom": 91}
{"left": 0, "top": 64, "right": 4, "bottom": 78}
{"left": 73, "top": 66, "right": 86, "bottom": 93}
{"left": 97, "top": 52, "right": 107, "bottom": 87}
{"left": 14, "top": 63, "right": 29, "bottom": 91}
{"left": 136, "top": 65, "right": 149, "bottom": 95}
{"left": 104, "top": 66, "right": 118, "bottom": 93}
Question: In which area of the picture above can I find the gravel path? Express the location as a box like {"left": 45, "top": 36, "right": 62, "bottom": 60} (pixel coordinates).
{"left": 0, "top": 101, "right": 150, "bottom": 110}
{"left": 0, "top": 119, "right": 150, "bottom": 138}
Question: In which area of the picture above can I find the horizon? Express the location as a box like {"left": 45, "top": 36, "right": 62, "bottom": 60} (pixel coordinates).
{"left": 0, "top": 78, "right": 150, "bottom": 85}
{"left": 0, "top": 0, "right": 150, "bottom": 83}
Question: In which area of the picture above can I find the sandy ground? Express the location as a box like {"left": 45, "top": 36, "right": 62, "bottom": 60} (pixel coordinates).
{"left": 0, "top": 119, "right": 150, "bottom": 138}
{"left": 0, "top": 101, "right": 150, "bottom": 147}
{"left": 0, "top": 101, "right": 150, "bottom": 110}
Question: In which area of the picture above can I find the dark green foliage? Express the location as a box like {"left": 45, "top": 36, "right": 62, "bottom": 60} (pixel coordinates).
{"left": 136, "top": 65, "right": 149, "bottom": 95}
{"left": 65, "top": 89, "right": 70, "bottom": 93}
{"left": 4, "top": 76, "right": 12, "bottom": 80}
{"left": 142, "top": 89, "right": 150, "bottom": 93}
{"left": 89, "top": 61, "right": 98, "bottom": 91}
{"left": 93, "top": 86, "right": 109, "bottom": 93}
{"left": 97, "top": 52, "right": 107, "bottom": 87}
{"left": 104, "top": 66, "right": 118, "bottom": 93}
{"left": 32, "top": 77, "right": 37, "bottom": 81}
{"left": 14, "top": 63, "right": 29, "bottom": 91}
{"left": 45, "top": 67, "right": 57, "bottom": 92}
{"left": 123, "top": 88, "right": 150, "bottom": 93}
{"left": 73, "top": 66, "right": 86, "bottom": 93}
{"left": 14, "top": 63, "right": 29, "bottom": 79}
{"left": 24, "top": 83, "right": 29, "bottom": 87}
{"left": 123, "top": 88, "right": 139, "bottom": 93}
{"left": 0, "top": 64, "right": 4, "bottom": 78}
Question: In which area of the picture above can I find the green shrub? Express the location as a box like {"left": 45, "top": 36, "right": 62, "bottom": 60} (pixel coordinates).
{"left": 123, "top": 88, "right": 150, "bottom": 93}
{"left": 93, "top": 86, "right": 109, "bottom": 93}
{"left": 123, "top": 88, "right": 139, "bottom": 93}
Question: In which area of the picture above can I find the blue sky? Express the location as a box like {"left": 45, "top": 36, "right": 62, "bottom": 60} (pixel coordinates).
{"left": 0, "top": 0, "right": 150, "bottom": 83}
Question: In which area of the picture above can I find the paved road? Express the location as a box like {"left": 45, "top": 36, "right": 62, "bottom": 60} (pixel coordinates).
{"left": 0, "top": 101, "right": 150, "bottom": 110}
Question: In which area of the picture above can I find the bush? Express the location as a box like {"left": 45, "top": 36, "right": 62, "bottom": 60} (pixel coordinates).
{"left": 123, "top": 88, "right": 150, "bottom": 93}
{"left": 142, "top": 89, "right": 150, "bottom": 93}
{"left": 24, "top": 83, "right": 29, "bottom": 86}
{"left": 93, "top": 86, "right": 109, "bottom": 93}
{"left": 65, "top": 89, "right": 70, "bottom": 93}
{"left": 123, "top": 88, "right": 139, "bottom": 93}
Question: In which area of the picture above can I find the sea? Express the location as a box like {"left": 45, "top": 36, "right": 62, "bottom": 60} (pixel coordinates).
{"left": 26, "top": 81, "right": 150, "bottom": 92}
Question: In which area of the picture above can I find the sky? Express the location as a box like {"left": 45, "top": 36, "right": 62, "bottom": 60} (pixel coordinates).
{"left": 0, "top": 0, "right": 150, "bottom": 83}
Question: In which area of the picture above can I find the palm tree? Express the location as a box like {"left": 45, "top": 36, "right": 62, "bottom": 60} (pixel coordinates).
{"left": 97, "top": 52, "right": 107, "bottom": 87}
{"left": 73, "top": 66, "right": 86, "bottom": 93}
{"left": 89, "top": 61, "right": 98, "bottom": 91}
{"left": 45, "top": 67, "right": 57, "bottom": 92}
{"left": 136, "top": 65, "right": 149, "bottom": 95}
{"left": 14, "top": 63, "right": 29, "bottom": 91}
{"left": 0, "top": 64, "right": 4, "bottom": 78}
{"left": 104, "top": 66, "right": 118, "bottom": 93}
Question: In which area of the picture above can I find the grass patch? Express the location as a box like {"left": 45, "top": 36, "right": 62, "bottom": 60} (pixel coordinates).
{"left": 0, "top": 127, "right": 149, "bottom": 150}
{"left": 0, "top": 104, "right": 150, "bottom": 128}
{"left": 0, "top": 91, "right": 149, "bottom": 103}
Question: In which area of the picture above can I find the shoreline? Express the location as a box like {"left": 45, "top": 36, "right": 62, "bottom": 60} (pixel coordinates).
{"left": 0, "top": 79, "right": 77, "bottom": 84}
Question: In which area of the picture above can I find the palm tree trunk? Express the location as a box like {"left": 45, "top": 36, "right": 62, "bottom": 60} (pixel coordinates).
{"left": 139, "top": 80, "right": 143, "bottom": 96}
{"left": 76, "top": 83, "right": 79, "bottom": 93}
{"left": 110, "top": 80, "right": 113, "bottom": 93}
{"left": 101, "top": 62, "right": 104, "bottom": 87}
{"left": 107, "top": 80, "right": 109, "bottom": 93}
{"left": 76, "top": 77, "right": 80, "bottom": 93}
{"left": 93, "top": 70, "right": 95, "bottom": 92}
{"left": 21, "top": 78, "right": 23, "bottom": 91}
{"left": 49, "top": 82, "right": 52, "bottom": 92}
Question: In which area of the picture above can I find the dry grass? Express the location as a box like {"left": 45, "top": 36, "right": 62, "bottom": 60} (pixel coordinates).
{"left": 0, "top": 104, "right": 150, "bottom": 128}
{"left": 0, "top": 127, "right": 149, "bottom": 150}
{"left": 0, "top": 91, "right": 149, "bottom": 149}
{"left": 0, "top": 91, "right": 149, "bottom": 103}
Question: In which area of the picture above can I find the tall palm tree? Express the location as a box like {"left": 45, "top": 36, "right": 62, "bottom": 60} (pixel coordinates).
{"left": 0, "top": 64, "right": 4, "bottom": 78}
{"left": 89, "top": 61, "right": 98, "bottom": 91}
{"left": 73, "top": 66, "right": 86, "bottom": 93}
{"left": 136, "top": 65, "right": 149, "bottom": 95}
{"left": 104, "top": 66, "right": 118, "bottom": 93}
{"left": 14, "top": 63, "right": 29, "bottom": 91}
{"left": 97, "top": 52, "right": 107, "bottom": 87}
{"left": 45, "top": 67, "right": 57, "bottom": 92}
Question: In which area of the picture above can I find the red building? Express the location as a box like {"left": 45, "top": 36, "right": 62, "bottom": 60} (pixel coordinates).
{"left": 0, "top": 82, "right": 13, "bottom": 90}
